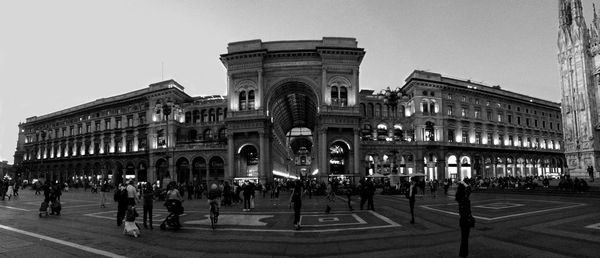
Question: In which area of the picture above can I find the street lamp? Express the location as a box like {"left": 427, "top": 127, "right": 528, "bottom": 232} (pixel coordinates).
{"left": 382, "top": 87, "right": 403, "bottom": 175}
{"left": 163, "top": 101, "right": 174, "bottom": 184}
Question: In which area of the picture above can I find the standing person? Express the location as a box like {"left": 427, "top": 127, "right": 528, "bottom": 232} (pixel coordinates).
{"left": 242, "top": 181, "right": 253, "bottom": 212}
{"left": 142, "top": 182, "right": 155, "bottom": 229}
{"left": 345, "top": 184, "right": 353, "bottom": 211}
{"left": 456, "top": 180, "right": 474, "bottom": 258}
{"left": 126, "top": 180, "right": 138, "bottom": 206}
{"left": 100, "top": 179, "right": 109, "bottom": 208}
{"left": 430, "top": 179, "right": 438, "bottom": 198}
{"left": 114, "top": 184, "right": 128, "bottom": 226}
{"left": 443, "top": 179, "right": 450, "bottom": 195}
{"left": 406, "top": 179, "right": 417, "bottom": 224}
{"left": 366, "top": 178, "right": 375, "bottom": 211}
{"left": 34, "top": 180, "right": 41, "bottom": 195}
{"left": 588, "top": 166, "right": 595, "bottom": 182}
{"left": 5, "top": 180, "right": 14, "bottom": 200}
{"left": 289, "top": 180, "right": 304, "bottom": 230}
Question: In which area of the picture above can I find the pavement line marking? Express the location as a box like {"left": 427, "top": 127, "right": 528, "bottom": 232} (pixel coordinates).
{"left": 0, "top": 205, "right": 30, "bottom": 211}
{"left": 369, "top": 210, "right": 401, "bottom": 226}
{"left": 0, "top": 224, "right": 126, "bottom": 258}
{"left": 421, "top": 202, "right": 587, "bottom": 221}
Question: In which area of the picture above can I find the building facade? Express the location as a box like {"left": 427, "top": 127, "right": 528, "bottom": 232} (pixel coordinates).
{"left": 558, "top": 0, "right": 600, "bottom": 179}
{"left": 14, "top": 37, "right": 565, "bottom": 186}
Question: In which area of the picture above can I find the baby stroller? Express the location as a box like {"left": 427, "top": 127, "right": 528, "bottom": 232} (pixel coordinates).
{"left": 160, "top": 199, "right": 183, "bottom": 230}
{"left": 39, "top": 201, "right": 49, "bottom": 217}
{"left": 50, "top": 200, "right": 61, "bottom": 215}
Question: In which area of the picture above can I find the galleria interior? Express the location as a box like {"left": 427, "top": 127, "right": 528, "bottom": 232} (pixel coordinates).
{"left": 14, "top": 38, "right": 565, "bottom": 186}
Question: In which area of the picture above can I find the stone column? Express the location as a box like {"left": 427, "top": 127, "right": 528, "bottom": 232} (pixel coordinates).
{"left": 259, "top": 131, "right": 266, "bottom": 181}
{"left": 322, "top": 67, "right": 328, "bottom": 105}
{"left": 227, "top": 132, "right": 235, "bottom": 180}
{"left": 354, "top": 128, "right": 360, "bottom": 175}
{"left": 99, "top": 137, "right": 105, "bottom": 154}
{"left": 257, "top": 69, "right": 263, "bottom": 109}
{"left": 110, "top": 133, "right": 116, "bottom": 153}
{"left": 319, "top": 127, "right": 327, "bottom": 176}
{"left": 133, "top": 130, "right": 139, "bottom": 152}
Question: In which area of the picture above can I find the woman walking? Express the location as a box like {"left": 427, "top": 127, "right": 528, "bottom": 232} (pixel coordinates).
{"left": 289, "top": 180, "right": 304, "bottom": 230}
{"left": 456, "top": 180, "right": 474, "bottom": 258}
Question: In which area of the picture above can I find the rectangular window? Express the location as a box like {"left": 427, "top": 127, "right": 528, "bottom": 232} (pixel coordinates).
{"left": 447, "top": 106, "right": 454, "bottom": 116}
{"left": 461, "top": 96, "right": 466, "bottom": 102}
{"left": 550, "top": 123, "right": 553, "bottom": 129}
{"left": 462, "top": 130, "right": 468, "bottom": 143}
{"left": 78, "top": 126, "right": 82, "bottom": 134}
{"left": 70, "top": 126, "right": 74, "bottom": 136}
{"left": 542, "top": 121, "right": 546, "bottom": 128}
{"left": 127, "top": 116, "right": 133, "bottom": 127}
{"left": 95, "top": 122, "right": 100, "bottom": 131}
{"left": 86, "top": 123, "right": 91, "bottom": 133}
{"left": 487, "top": 132, "right": 493, "bottom": 144}
{"left": 105, "top": 120, "right": 111, "bottom": 130}
{"left": 474, "top": 110, "right": 481, "bottom": 119}
{"left": 487, "top": 110, "right": 492, "bottom": 121}
{"left": 461, "top": 108, "right": 467, "bottom": 117}
{"left": 526, "top": 118, "right": 530, "bottom": 126}
{"left": 557, "top": 124, "right": 560, "bottom": 131}
{"left": 498, "top": 114, "right": 503, "bottom": 122}
{"left": 448, "top": 129, "right": 455, "bottom": 142}
{"left": 475, "top": 132, "right": 481, "bottom": 144}
{"left": 126, "top": 140, "right": 133, "bottom": 152}
{"left": 139, "top": 113, "right": 146, "bottom": 125}
{"left": 516, "top": 106, "right": 520, "bottom": 112}
{"left": 116, "top": 119, "right": 122, "bottom": 129}
{"left": 508, "top": 115, "right": 512, "bottom": 124}
{"left": 517, "top": 117, "right": 521, "bottom": 125}
{"left": 535, "top": 120, "right": 538, "bottom": 127}
{"left": 447, "top": 94, "right": 452, "bottom": 100}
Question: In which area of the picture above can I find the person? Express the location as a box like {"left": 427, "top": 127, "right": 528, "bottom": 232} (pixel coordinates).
{"left": 142, "top": 182, "right": 155, "bottom": 229}
{"left": 271, "top": 181, "right": 280, "bottom": 206}
{"left": 207, "top": 183, "right": 221, "bottom": 221}
{"left": 588, "top": 166, "right": 595, "bottom": 182}
{"left": 100, "top": 179, "right": 110, "bottom": 208}
{"left": 289, "top": 180, "right": 304, "bottom": 230}
{"left": 325, "top": 181, "right": 335, "bottom": 213}
{"left": 34, "top": 180, "right": 41, "bottom": 195}
{"left": 165, "top": 182, "right": 184, "bottom": 227}
{"left": 366, "top": 178, "right": 375, "bottom": 211}
{"left": 456, "top": 180, "right": 474, "bottom": 258}
{"left": 114, "top": 184, "right": 128, "bottom": 226}
{"left": 242, "top": 181, "right": 254, "bottom": 212}
{"left": 5, "top": 181, "right": 13, "bottom": 200}
{"left": 443, "top": 179, "right": 450, "bottom": 195}
{"left": 126, "top": 180, "right": 138, "bottom": 206}
{"left": 430, "top": 179, "right": 438, "bottom": 198}
{"left": 345, "top": 184, "right": 353, "bottom": 211}
{"left": 406, "top": 179, "right": 417, "bottom": 224}
{"left": 123, "top": 204, "right": 140, "bottom": 238}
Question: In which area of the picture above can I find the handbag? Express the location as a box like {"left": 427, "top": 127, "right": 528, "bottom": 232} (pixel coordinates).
{"left": 467, "top": 215, "right": 476, "bottom": 228}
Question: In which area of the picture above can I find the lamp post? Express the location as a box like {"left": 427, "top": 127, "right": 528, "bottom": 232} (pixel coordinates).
{"left": 383, "top": 87, "right": 402, "bottom": 173}
{"left": 40, "top": 130, "right": 47, "bottom": 181}
{"left": 163, "top": 102, "right": 173, "bottom": 184}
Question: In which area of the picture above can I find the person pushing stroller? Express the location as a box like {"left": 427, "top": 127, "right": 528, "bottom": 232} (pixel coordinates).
{"left": 160, "top": 182, "right": 184, "bottom": 230}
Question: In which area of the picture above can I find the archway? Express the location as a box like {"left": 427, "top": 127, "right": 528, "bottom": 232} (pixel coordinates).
{"left": 265, "top": 81, "right": 320, "bottom": 178}
{"left": 138, "top": 162, "right": 148, "bottom": 183}
{"left": 155, "top": 159, "right": 168, "bottom": 184}
{"left": 192, "top": 157, "right": 207, "bottom": 184}
{"left": 239, "top": 145, "right": 259, "bottom": 178}
{"left": 329, "top": 141, "right": 350, "bottom": 175}
{"left": 125, "top": 162, "right": 135, "bottom": 182}
{"left": 459, "top": 156, "right": 471, "bottom": 179}
{"left": 209, "top": 156, "right": 225, "bottom": 182}
{"left": 447, "top": 155, "right": 458, "bottom": 180}
{"left": 176, "top": 158, "right": 190, "bottom": 184}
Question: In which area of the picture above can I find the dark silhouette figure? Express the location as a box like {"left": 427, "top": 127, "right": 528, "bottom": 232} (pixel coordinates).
{"left": 588, "top": 166, "right": 594, "bottom": 182}
{"left": 289, "top": 180, "right": 304, "bottom": 230}
{"left": 406, "top": 180, "right": 417, "bottom": 224}
{"left": 456, "top": 180, "right": 473, "bottom": 258}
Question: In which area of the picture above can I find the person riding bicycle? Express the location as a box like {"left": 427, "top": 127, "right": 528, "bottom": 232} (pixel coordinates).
{"left": 207, "top": 183, "right": 222, "bottom": 221}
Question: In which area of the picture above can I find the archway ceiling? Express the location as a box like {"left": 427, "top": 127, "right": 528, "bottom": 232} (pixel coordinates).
{"left": 269, "top": 83, "right": 318, "bottom": 134}
{"left": 290, "top": 137, "right": 313, "bottom": 154}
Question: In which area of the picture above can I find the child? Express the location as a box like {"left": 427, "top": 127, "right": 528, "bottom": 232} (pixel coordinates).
{"left": 123, "top": 205, "right": 140, "bottom": 238}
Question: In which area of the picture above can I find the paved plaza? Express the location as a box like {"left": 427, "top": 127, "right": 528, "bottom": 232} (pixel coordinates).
{"left": 0, "top": 185, "right": 599, "bottom": 257}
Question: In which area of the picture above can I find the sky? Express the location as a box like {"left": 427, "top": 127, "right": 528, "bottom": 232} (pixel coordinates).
{"left": 0, "top": 0, "right": 592, "bottom": 164}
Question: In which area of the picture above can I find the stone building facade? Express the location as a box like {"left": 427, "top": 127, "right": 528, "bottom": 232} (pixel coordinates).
{"left": 558, "top": 0, "right": 600, "bottom": 179}
{"left": 13, "top": 37, "right": 566, "bottom": 186}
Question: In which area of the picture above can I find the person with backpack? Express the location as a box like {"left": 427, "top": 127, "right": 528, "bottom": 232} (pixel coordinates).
{"left": 289, "top": 180, "right": 304, "bottom": 230}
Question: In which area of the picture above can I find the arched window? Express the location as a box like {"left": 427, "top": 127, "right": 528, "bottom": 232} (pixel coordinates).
{"left": 248, "top": 90, "right": 255, "bottom": 110}
{"left": 185, "top": 112, "right": 192, "bottom": 124}
{"left": 239, "top": 91, "right": 247, "bottom": 110}
{"left": 360, "top": 103, "right": 366, "bottom": 117}
{"left": 203, "top": 129, "right": 212, "bottom": 141}
{"left": 209, "top": 108, "right": 215, "bottom": 122}
{"left": 331, "top": 86, "right": 339, "bottom": 105}
{"left": 218, "top": 128, "right": 226, "bottom": 140}
{"left": 422, "top": 101, "right": 429, "bottom": 113}
{"left": 340, "top": 87, "right": 348, "bottom": 106}
{"left": 192, "top": 110, "right": 199, "bottom": 123}
{"left": 217, "top": 108, "right": 223, "bottom": 121}
{"left": 202, "top": 109, "right": 208, "bottom": 123}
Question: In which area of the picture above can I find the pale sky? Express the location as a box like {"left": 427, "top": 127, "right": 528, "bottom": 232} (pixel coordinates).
{"left": 0, "top": 0, "right": 590, "bottom": 163}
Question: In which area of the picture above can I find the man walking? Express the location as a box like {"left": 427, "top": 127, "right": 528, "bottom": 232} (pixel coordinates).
{"left": 406, "top": 179, "right": 417, "bottom": 224}
{"left": 588, "top": 166, "right": 595, "bottom": 182}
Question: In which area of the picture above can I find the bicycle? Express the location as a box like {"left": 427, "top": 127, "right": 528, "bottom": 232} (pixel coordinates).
{"left": 209, "top": 201, "right": 219, "bottom": 230}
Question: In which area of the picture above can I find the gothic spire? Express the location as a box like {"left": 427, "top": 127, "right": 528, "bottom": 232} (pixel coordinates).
{"left": 559, "top": 0, "right": 573, "bottom": 27}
